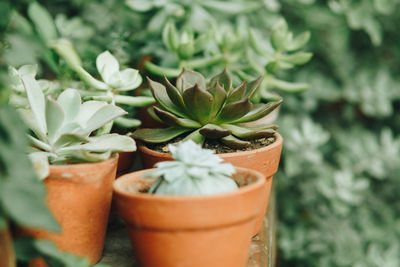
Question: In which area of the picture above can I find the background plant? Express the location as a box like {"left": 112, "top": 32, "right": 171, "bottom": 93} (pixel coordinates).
{"left": 143, "top": 140, "right": 238, "bottom": 195}
{"left": 3, "top": 0, "right": 400, "bottom": 266}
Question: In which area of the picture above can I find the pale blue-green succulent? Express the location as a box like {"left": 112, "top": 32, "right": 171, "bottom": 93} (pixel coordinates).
{"left": 51, "top": 39, "right": 155, "bottom": 128}
{"left": 143, "top": 140, "right": 238, "bottom": 196}
{"left": 16, "top": 73, "right": 136, "bottom": 180}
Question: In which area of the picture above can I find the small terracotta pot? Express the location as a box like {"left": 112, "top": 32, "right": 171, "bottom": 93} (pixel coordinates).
{"left": 139, "top": 133, "right": 283, "bottom": 235}
{"left": 114, "top": 167, "right": 266, "bottom": 267}
{"left": 21, "top": 154, "right": 119, "bottom": 266}
{"left": 117, "top": 151, "right": 137, "bottom": 175}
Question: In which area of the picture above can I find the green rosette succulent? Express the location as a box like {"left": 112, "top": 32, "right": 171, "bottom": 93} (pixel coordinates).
{"left": 142, "top": 140, "right": 238, "bottom": 196}
{"left": 132, "top": 68, "right": 281, "bottom": 148}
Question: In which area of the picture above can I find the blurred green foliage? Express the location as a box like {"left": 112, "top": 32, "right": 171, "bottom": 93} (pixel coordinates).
{"left": 2, "top": 0, "right": 400, "bottom": 266}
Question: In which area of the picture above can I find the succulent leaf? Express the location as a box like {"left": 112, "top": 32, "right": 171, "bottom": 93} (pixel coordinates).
{"left": 182, "top": 83, "right": 213, "bottom": 124}
{"left": 182, "top": 128, "right": 205, "bottom": 145}
{"left": 227, "top": 81, "right": 246, "bottom": 103}
{"left": 77, "top": 105, "right": 126, "bottom": 136}
{"left": 45, "top": 98, "right": 65, "bottom": 144}
{"left": 216, "top": 98, "right": 252, "bottom": 123}
{"left": 209, "top": 68, "right": 232, "bottom": 92}
{"left": 62, "top": 134, "right": 135, "bottom": 153}
{"left": 199, "top": 124, "right": 232, "bottom": 139}
{"left": 153, "top": 106, "right": 201, "bottom": 128}
{"left": 233, "top": 100, "right": 282, "bottom": 123}
{"left": 57, "top": 89, "right": 81, "bottom": 122}
{"left": 244, "top": 76, "right": 263, "bottom": 99}
{"left": 221, "top": 135, "right": 251, "bottom": 149}
{"left": 176, "top": 68, "right": 206, "bottom": 91}
{"left": 221, "top": 124, "right": 275, "bottom": 140}
{"left": 21, "top": 75, "right": 47, "bottom": 138}
{"left": 147, "top": 77, "right": 186, "bottom": 117}
{"left": 132, "top": 127, "right": 191, "bottom": 143}
{"left": 163, "top": 75, "right": 185, "bottom": 110}
{"left": 208, "top": 80, "right": 227, "bottom": 119}
{"left": 114, "top": 117, "right": 141, "bottom": 128}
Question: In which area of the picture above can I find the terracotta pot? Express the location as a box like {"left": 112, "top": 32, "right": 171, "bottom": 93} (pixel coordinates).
{"left": 139, "top": 133, "right": 283, "bottom": 235}
{"left": 113, "top": 167, "right": 266, "bottom": 267}
{"left": 21, "top": 154, "right": 119, "bottom": 266}
{"left": 117, "top": 151, "right": 137, "bottom": 175}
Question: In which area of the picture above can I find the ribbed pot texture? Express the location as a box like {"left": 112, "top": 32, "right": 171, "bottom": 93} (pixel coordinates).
{"left": 139, "top": 133, "right": 283, "bottom": 235}
{"left": 114, "top": 167, "right": 266, "bottom": 267}
{"left": 21, "top": 154, "right": 118, "bottom": 266}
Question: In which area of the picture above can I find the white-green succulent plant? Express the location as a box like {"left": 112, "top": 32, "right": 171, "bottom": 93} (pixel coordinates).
{"left": 142, "top": 140, "right": 238, "bottom": 196}
{"left": 8, "top": 65, "right": 60, "bottom": 108}
{"left": 51, "top": 39, "right": 155, "bottom": 128}
{"left": 16, "top": 73, "right": 136, "bottom": 180}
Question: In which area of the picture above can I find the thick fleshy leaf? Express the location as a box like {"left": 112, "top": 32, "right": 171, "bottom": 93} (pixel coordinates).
{"left": 18, "top": 109, "right": 46, "bottom": 141}
{"left": 164, "top": 76, "right": 185, "bottom": 110}
{"left": 56, "top": 150, "right": 111, "bottom": 163}
{"left": 182, "top": 129, "right": 205, "bottom": 145}
{"left": 45, "top": 98, "right": 65, "bottom": 144}
{"left": 147, "top": 77, "right": 186, "bottom": 117}
{"left": 62, "top": 134, "right": 136, "bottom": 153}
{"left": 49, "top": 39, "right": 82, "bottom": 70}
{"left": 199, "top": 124, "right": 232, "bottom": 139}
{"left": 221, "top": 135, "right": 251, "bottom": 149}
{"left": 227, "top": 80, "right": 246, "bottom": 103}
{"left": 268, "top": 78, "right": 309, "bottom": 92}
{"left": 27, "top": 2, "right": 58, "bottom": 42}
{"left": 96, "top": 51, "right": 119, "bottom": 85}
{"left": 153, "top": 106, "right": 201, "bottom": 128}
{"left": 209, "top": 68, "right": 232, "bottom": 92}
{"left": 176, "top": 68, "right": 206, "bottom": 91}
{"left": 182, "top": 83, "right": 213, "bottom": 124}
{"left": 285, "top": 31, "right": 311, "bottom": 51}
{"left": 78, "top": 105, "right": 126, "bottom": 135}
{"left": 28, "top": 152, "right": 50, "bottom": 180}
{"left": 21, "top": 75, "right": 47, "bottom": 138}
{"left": 244, "top": 75, "right": 263, "bottom": 98}
{"left": 75, "top": 66, "right": 110, "bottom": 90}
{"left": 221, "top": 124, "right": 275, "bottom": 140}
{"left": 146, "top": 106, "right": 164, "bottom": 123}
{"left": 53, "top": 134, "right": 89, "bottom": 149}
{"left": 280, "top": 52, "right": 313, "bottom": 65}
{"left": 162, "top": 22, "right": 178, "bottom": 51}
{"left": 76, "top": 101, "right": 107, "bottom": 126}
{"left": 233, "top": 100, "right": 282, "bottom": 123}
{"left": 118, "top": 68, "right": 142, "bottom": 90}
{"left": 114, "top": 117, "right": 141, "bottom": 128}
{"left": 114, "top": 95, "right": 155, "bottom": 107}
{"left": 215, "top": 98, "right": 252, "bottom": 123}
{"left": 132, "top": 127, "right": 191, "bottom": 143}
{"left": 208, "top": 81, "right": 227, "bottom": 119}
{"left": 28, "top": 135, "right": 52, "bottom": 152}
{"left": 144, "top": 61, "right": 182, "bottom": 77}
{"left": 57, "top": 89, "right": 81, "bottom": 122}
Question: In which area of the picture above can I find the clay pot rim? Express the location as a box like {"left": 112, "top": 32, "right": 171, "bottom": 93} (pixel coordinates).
{"left": 113, "top": 167, "right": 265, "bottom": 202}
{"left": 48, "top": 153, "right": 119, "bottom": 171}
{"left": 139, "top": 132, "right": 283, "bottom": 159}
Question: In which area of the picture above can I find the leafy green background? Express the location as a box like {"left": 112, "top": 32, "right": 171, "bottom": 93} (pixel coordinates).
{"left": 2, "top": 0, "right": 400, "bottom": 266}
